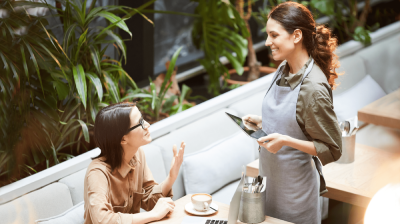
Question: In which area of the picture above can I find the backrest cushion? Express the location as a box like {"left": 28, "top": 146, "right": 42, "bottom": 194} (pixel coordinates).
{"left": 333, "top": 75, "right": 386, "bottom": 122}
{"left": 182, "top": 132, "right": 256, "bottom": 195}
{"left": 142, "top": 144, "right": 168, "bottom": 184}
{"left": 152, "top": 108, "right": 241, "bottom": 199}
{"left": 334, "top": 55, "right": 367, "bottom": 96}
{"left": 228, "top": 91, "right": 265, "bottom": 118}
{"left": 355, "top": 33, "right": 400, "bottom": 94}
{"left": 35, "top": 201, "right": 84, "bottom": 224}
{"left": 0, "top": 182, "right": 73, "bottom": 224}
{"left": 58, "top": 168, "right": 87, "bottom": 205}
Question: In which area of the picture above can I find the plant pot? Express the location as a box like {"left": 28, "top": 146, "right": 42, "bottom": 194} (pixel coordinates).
{"left": 225, "top": 66, "right": 277, "bottom": 86}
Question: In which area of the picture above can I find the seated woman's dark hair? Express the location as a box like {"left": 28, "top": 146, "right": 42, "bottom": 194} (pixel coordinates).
{"left": 268, "top": 1, "right": 341, "bottom": 89}
{"left": 93, "top": 102, "right": 137, "bottom": 171}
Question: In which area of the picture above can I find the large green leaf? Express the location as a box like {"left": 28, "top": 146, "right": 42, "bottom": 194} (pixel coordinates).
{"left": 159, "top": 47, "right": 182, "bottom": 98}
{"left": 85, "top": 72, "right": 103, "bottom": 101}
{"left": 76, "top": 119, "right": 89, "bottom": 143}
{"left": 74, "top": 29, "right": 88, "bottom": 63}
{"left": 72, "top": 64, "right": 87, "bottom": 109}
{"left": 103, "top": 71, "right": 120, "bottom": 103}
{"left": 223, "top": 50, "right": 243, "bottom": 75}
{"left": 96, "top": 11, "right": 132, "bottom": 37}
{"left": 311, "top": 0, "right": 335, "bottom": 15}
{"left": 89, "top": 46, "right": 101, "bottom": 75}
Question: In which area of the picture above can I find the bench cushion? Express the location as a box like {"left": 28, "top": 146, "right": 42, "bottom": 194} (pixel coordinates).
{"left": 333, "top": 75, "right": 386, "bottom": 122}
{"left": 0, "top": 182, "right": 73, "bottom": 224}
{"left": 211, "top": 179, "right": 241, "bottom": 205}
{"left": 58, "top": 168, "right": 87, "bottom": 205}
{"left": 142, "top": 144, "right": 168, "bottom": 184}
{"left": 334, "top": 55, "right": 367, "bottom": 96}
{"left": 228, "top": 91, "right": 265, "bottom": 118}
{"left": 355, "top": 33, "right": 400, "bottom": 94}
{"left": 35, "top": 201, "right": 84, "bottom": 224}
{"left": 153, "top": 108, "right": 241, "bottom": 200}
{"left": 182, "top": 132, "right": 257, "bottom": 195}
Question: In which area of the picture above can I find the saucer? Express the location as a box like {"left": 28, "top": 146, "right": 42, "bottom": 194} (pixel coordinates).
{"left": 184, "top": 202, "right": 218, "bottom": 216}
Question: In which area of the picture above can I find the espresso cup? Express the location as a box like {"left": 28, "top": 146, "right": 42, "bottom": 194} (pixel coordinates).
{"left": 191, "top": 193, "right": 212, "bottom": 212}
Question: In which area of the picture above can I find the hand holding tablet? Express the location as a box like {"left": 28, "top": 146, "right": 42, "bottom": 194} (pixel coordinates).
{"left": 225, "top": 112, "right": 268, "bottom": 140}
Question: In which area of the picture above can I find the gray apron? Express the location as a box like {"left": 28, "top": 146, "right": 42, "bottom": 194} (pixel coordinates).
{"left": 260, "top": 59, "right": 320, "bottom": 224}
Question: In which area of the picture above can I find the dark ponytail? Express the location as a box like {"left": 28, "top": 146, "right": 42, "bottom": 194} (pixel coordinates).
{"left": 269, "top": 2, "right": 341, "bottom": 89}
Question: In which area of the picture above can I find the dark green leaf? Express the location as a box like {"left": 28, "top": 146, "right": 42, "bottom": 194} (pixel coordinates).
{"left": 77, "top": 119, "right": 90, "bottom": 143}
{"left": 85, "top": 72, "right": 103, "bottom": 101}
{"left": 72, "top": 64, "right": 87, "bottom": 109}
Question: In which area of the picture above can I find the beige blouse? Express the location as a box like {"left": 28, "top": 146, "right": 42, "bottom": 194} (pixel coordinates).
{"left": 83, "top": 147, "right": 173, "bottom": 224}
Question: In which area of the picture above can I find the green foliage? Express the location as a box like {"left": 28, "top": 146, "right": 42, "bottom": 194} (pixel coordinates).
{"left": 0, "top": 0, "right": 69, "bottom": 182}
{"left": 252, "top": 0, "right": 309, "bottom": 35}
{"left": 122, "top": 47, "right": 194, "bottom": 121}
{"left": 0, "top": 0, "right": 154, "bottom": 186}
{"left": 191, "top": 0, "right": 249, "bottom": 96}
{"left": 310, "top": 0, "right": 376, "bottom": 45}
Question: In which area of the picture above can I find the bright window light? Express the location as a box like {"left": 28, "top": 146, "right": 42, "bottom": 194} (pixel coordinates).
{"left": 364, "top": 183, "right": 400, "bottom": 224}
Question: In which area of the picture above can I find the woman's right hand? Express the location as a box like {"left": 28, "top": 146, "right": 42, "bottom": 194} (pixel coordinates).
{"left": 242, "top": 114, "right": 262, "bottom": 131}
{"left": 151, "top": 197, "right": 175, "bottom": 220}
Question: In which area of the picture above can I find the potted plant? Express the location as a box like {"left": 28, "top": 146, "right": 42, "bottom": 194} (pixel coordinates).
{"left": 122, "top": 47, "right": 195, "bottom": 123}
{"left": 191, "top": 0, "right": 250, "bottom": 96}
{"left": 224, "top": 0, "right": 277, "bottom": 86}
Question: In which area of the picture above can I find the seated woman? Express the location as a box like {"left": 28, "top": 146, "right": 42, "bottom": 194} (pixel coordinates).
{"left": 83, "top": 102, "right": 185, "bottom": 224}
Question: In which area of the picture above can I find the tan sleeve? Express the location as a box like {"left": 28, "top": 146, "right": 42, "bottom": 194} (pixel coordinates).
{"left": 86, "top": 169, "right": 133, "bottom": 224}
{"left": 304, "top": 91, "right": 342, "bottom": 165}
{"left": 140, "top": 156, "right": 173, "bottom": 211}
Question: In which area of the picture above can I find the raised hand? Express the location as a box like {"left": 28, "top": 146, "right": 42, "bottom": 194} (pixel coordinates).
{"left": 169, "top": 142, "right": 185, "bottom": 180}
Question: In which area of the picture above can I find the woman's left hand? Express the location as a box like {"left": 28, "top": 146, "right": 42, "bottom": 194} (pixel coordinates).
{"left": 257, "top": 133, "right": 289, "bottom": 154}
{"left": 169, "top": 142, "right": 185, "bottom": 180}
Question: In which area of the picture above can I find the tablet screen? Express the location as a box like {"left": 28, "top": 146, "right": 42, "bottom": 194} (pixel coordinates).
{"left": 225, "top": 112, "right": 267, "bottom": 139}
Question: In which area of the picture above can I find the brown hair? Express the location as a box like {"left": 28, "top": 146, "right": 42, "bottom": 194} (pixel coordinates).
{"left": 93, "top": 102, "right": 137, "bottom": 171}
{"left": 268, "top": 1, "right": 341, "bottom": 89}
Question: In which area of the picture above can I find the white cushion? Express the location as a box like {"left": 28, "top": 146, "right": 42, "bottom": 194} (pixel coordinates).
{"left": 228, "top": 91, "right": 265, "bottom": 118}
{"left": 333, "top": 55, "right": 367, "bottom": 96}
{"left": 35, "top": 201, "right": 84, "bottom": 224}
{"left": 153, "top": 108, "right": 241, "bottom": 200}
{"left": 355, "top": 33, "right": 400, "bottom": 94}
{"left": 0, "top": 183, "right": 73, "bottom": 224}
{"left": 333, "top": 75, "right": 386, "bottom": 122}
{"left": 211, "top": 179, "right": 241, "bottom": 205}
{"left": 182, "top": 132, "right": 256, "bottom": 195}
{"left": 59, "top": 169, "right": 87, "bottom": 205}
{"left": 142, "top": 144, "right": 168, "bottom": 184}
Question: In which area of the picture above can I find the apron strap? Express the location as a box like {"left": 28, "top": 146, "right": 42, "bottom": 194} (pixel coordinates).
{"left": 312, "top": 156, "right": 328, "bottom": 196}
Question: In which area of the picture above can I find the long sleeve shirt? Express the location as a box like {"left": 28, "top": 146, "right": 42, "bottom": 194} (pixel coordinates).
{"left": 83, "top": 147, "right": 173, "bottom": 224}
{"left": 277, "top": 57, "right": 342, "bottom": 165}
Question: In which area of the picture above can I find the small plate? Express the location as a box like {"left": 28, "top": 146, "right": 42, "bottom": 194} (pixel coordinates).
{"left": 184, "top": 202, "right": 218, "bottom": 216}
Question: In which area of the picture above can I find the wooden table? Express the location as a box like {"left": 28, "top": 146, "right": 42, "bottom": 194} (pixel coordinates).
{"left": 150, "top": 194, "right": 293, "bottom": 224}
{"left": 358, "top": 88, "right": 400, "bottom": 129}
{"left": 246, "top": 144, "right": 400, "bottom": 208}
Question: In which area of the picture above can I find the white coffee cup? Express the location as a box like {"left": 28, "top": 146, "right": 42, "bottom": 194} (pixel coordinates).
{"left": 191, "top": 193, "right": 212, "bottom": 212}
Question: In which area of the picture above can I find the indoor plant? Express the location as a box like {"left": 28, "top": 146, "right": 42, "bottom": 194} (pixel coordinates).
{"left": 224, "top": 0, "right": 277, "bottom": 86}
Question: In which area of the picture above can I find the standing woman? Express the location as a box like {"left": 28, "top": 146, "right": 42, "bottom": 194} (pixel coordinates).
{"left": 243, "top": 2, "right": 342, "bottom": 224}
{"left": 84, "top": 102, "right": 185, "bottom": 224}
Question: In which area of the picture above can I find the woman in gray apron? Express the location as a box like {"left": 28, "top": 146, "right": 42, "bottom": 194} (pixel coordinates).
{"left": 242, "top": 2, "right": 342, "bottom": 224}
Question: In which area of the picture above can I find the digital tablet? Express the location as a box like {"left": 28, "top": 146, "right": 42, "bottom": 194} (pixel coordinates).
{"left": 225, "top": 112, "right": 267, "bottom": 140}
